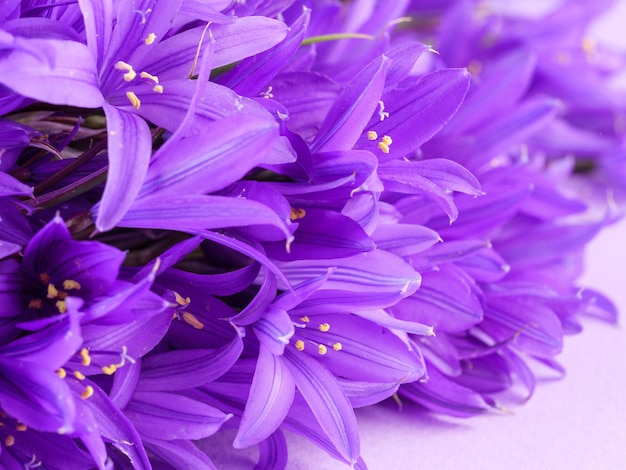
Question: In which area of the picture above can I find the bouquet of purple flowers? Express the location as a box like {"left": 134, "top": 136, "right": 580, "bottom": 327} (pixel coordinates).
{"left": 0, "top": 0, "right": 623, "bottom": 468}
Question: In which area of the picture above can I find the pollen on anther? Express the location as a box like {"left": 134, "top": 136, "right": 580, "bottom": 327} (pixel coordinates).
{"left": 153, "top": 84, "right": 164, "bottom": 94}
{"left": 102, "top": 365, "right": 117, "bottom": 375}
{"left": 115, "top": 61, "right": 133, "bottom": 71}
{"left": 174, "top": 291, "right": 191, "bottom": 306}
{"left": 319, "top": 323, "right": 330, "bottom": 332}
{"left": 55, "top": 300, "right": 67, "bottom": 313}
{"left": 381, "top": 135, "right": 393, "bottom": 145}
{"left": 80, "top": 386, "right": 94, "bottom": 400}
{"left": 144, "top": 32, "right": 157, "bottom": 45}
{"left": 15, "top": 424, "right": 26, "bottom": 432}
{"left": 47, "top": 283, "right": 59, "bottom": 299}
{"left": 300, "top": 316, "right": 310, "bottom": 323}
{"left": 115, "top": 61, "right": 137, "bottom": 81}
{"left": 367, "top": 130, "right": 378, "bottom": 141}
{"left": 295, "top": 339, "right": 305, "bottom": 351}
{"left": 56, "top": 368, "right": 67, "bottom": 379}
{"left": 80, "top": 348, "right": 91, "bottom": 366}
{"left": 73, "top": 371, "right": 86, "bottom": 380}
{"left": 126, "top": 91, "right": 141, "bottom": 110}
{"left": 318, "top": 344, "right": 328, "bottom": 355}
{"left": 378, "top": 142, "right": 390, "bottom": 154}
{"left": 140, "top": 71, "right": 160, "bottom": 83}
{"left": 378, "top": 100, "right": 390, "bottom": 121}
{"left": 4, "top": 435, "right": 14, "bottom": 447}
{"left": 290, "top": 207, "right": 306, "bottom": 221}
{"left": 63, "top": 279, "right": 81, "bottom": 290}
{"left": 182, "top": 312, "right": 204, "bottom": 329}
{"left": 333, "top": 342, "right": 342, "bottom": 351}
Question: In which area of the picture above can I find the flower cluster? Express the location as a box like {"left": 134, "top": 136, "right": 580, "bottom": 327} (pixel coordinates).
{"left": 0, "top": 0, "right": 623, "bottom": 468}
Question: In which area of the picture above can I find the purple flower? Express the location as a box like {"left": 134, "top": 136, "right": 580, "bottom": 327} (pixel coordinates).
{"left": 0, "top": 0, "right": 624, "bottom": 468}
{"left": 0, "top": 0, "right": 289, "bottom": 230}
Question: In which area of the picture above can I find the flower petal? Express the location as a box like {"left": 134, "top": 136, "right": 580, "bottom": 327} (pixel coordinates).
{"left": 136, "top": 336, "right": 243, "bottom": 392}
{"left": 234, "top": 346, "right": 295, "bottom": 448}
{"left": 311, "top": 55, "right": 390, "bottom": 153}
{"left": 0, "top": 35, "right": 103, "bottom": 107}
{"left": 95, "top": 104, "right": 152, "bottom": 232}
{"left": 284, "top": 348, "right": 360, "bottom": 464}
{"left": 126, "top": 391, "right": 230, "bottom": 440}
{"left": 357, "top": 68, "right": 471, "bottom": 161}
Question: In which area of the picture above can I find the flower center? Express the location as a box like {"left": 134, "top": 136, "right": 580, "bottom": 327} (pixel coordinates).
{"left": 112, "top": 34, "right": 164, "bottom": 110}
{"left": 28, "top": 274, "right": 81, "bottom": 315}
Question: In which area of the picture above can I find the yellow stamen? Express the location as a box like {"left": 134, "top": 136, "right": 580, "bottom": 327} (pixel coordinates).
{"left": 102, "top": 365, "right": 117, "bottom": 375}
{"left": 582, "top": 36, "right": 596, "bottom": 55}
{"left": 152, "top": 84, "right": 164, "bottom": 94}
{"left": 80, "top": 386, "right": 94, "bottom": 400}
{"left": 15, "top": 424, "right": 26, "bottom": 432}
{"left": 318, "top": 323, "right": 330, "bottom": 332}
{"left": 115, "top": 61, "right": 133, "bottom": 72}
{"left": 381, "top": 135, "right": 393, "bottom": 145}
{"left": 378, "top": 100, "right": 390, "bottom": 121}
{"left": 140, "top": 71, "right": 159, "bottom": 83}
{"left": 73, "top": 371, "right": 85, "bottom": 381}
{"left": 378, "top": 142, "right": 390, "bottom": 154}
{"left": 300, "top": 316, "right": 310, "bottom": 323}
{"left": 467, "top": 60, "right": 482, "bottom": 76}
{"left": 63, "top": 279, "right": 81, "bottom": 290}
{"left": 174, "top": 292, "right": 191, "bottom": 306}
{"left": 290, "top": 207, "right": 306, "bottom": 221}
{"left": 295, "top": 339, "right": 305, "bottom": 351}
{"left": 318, "top": 344, "right": 328, "bottom": 355}
{"left": 4, "top": 435, "right": 14, "bottom": 447}
{"left": 367, "top": 130, "right": 378, "bottom": 141}
{"left": 80, "top": 348, "right": 91, "bottom": 366}
{"left": 182, "top": 312, "right": 204, "bottom": 329}
{"left": 55, "top": 300, "right": 67, "bottom": 313}
{"left": 56, "top": 368, "right": 67, "bottom": 379}
{"left": 115, "top": 60, "right": 137, "bottom": 81}
{"left": 144, "top": 32, "right": 157, "bottom": 45}
{"left": 126, "top": 91, "right": 141, "bottom": 110}
{"left": 47, "top": 283, "right": 59, "bottom": 299}
{"left": 333, "top": 342, "right": 342, "bottom": 351}
{"left": 556, "top": 52, "right": 570, "bottom": 64}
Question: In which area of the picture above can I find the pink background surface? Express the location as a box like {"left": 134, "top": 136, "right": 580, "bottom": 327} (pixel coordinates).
{"left": 282, "top": 219, "right": 626, "bottom": 469}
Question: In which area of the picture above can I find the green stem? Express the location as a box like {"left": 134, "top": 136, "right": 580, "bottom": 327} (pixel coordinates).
{"left": 31, "top": 166, "right": 108, "bottom": 211}
{"left": 34, "top": 138, "right": 106, "bottom": 196}
{"left": 301, "top": 33, "right": 376, "bottom": 45}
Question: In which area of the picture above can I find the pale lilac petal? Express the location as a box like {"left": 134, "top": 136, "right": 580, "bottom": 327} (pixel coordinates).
{"left": 126, "top": 391, "right": 230, "bottom": 440}
{"left": 234, "top": 346, "right": 295, "bottom": 448}
{"left": 136, "top": 336, "right": 243, "bottom": 392}
{"left": 284, "top": 349, "right": 360, "bottom": 464}
{"left": 357, "top": 68, "right": 471, "bottom": 161}
{"left": 95, "top": 104, "right": 152, "bottom": 232}
{"left": 139, "top": 114, "right": 281, "bottom": 199}
{"left": 255, "top": 431, "right": 288, "bottom": 470}
{"left": 311, "top": 55, "right": 390, "bottom": 153}
{"left": 120, "top": 195, "right": 291, "bottom": 241}
{"left": 68, "top": 379, "right": 151, "bottom": 470}
{"left": 0, "top": 36, "right": 104, "bottom": 107}
{"left": 143, "top": 438, "right": 218, "bottom": 470}
{"left": 139, "top": 17, "right": 289, "bottom": 81}
{"left": 400, "top": 366, "right": 490, "bottom": 418}
{"left": 77, "top": 0, "right": 113, "bottom": 68}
